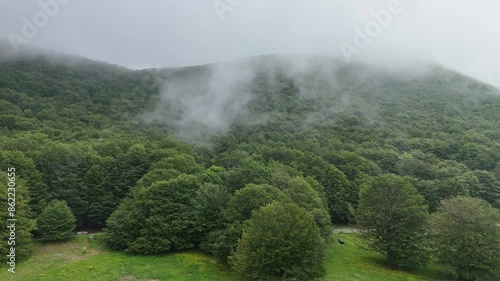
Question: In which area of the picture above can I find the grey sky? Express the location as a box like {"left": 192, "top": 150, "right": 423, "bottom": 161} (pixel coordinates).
{"left": 0, "top": 0, "right": 499, "bottom": 86}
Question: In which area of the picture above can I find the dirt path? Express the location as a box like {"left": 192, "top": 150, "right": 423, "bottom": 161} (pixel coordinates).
{"left": 333, "top": 228, "right": 359, "bottom": 233}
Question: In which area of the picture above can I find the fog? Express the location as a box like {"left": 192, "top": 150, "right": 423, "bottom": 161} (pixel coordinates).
{"left": 0, "top": 0, "right": 499, "bottom": 87}
{"left": 141, "top": 54, "right": 435, "bottom": 142}
{"left": 1, "top": 0, "right": 499, "bottom": 141}
{"left": 142, "top": 60, "right": 256, "bottom": 136}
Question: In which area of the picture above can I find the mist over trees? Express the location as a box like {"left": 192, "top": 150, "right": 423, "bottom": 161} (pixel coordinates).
{"left": 1, "top": 54, "right": 500, "bottom": 278}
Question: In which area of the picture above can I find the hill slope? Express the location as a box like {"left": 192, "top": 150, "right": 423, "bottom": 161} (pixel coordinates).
{"left": 0, "top": 54, "right": 499, "bottom": 279}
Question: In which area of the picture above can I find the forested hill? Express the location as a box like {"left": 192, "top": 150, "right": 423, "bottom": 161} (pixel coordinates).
{"left": 1, "top": 52, "right": 499, "bottom": 238}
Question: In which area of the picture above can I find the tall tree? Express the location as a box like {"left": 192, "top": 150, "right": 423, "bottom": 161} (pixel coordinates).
{"left": 429, "top": 196, "right": 500, "bottom": 281}
{"left": 105, "top": 174, "right": 200, "bottom": 254}
{"left": 200, "top": 183, "right": 286, "bottom": 260}
{"left": 356, "top": 174, "right": 429, "bottom": 268}
{"left": 230, "top": 202, "right": 325, "bottom": 281}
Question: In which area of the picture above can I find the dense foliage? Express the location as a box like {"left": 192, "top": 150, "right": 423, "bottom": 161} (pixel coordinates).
{"left": 1, "top": 53, "right": 500, "bottom": 278}
{"left": 429, "top": 196, "right": 500, "bottom": 281}
{"left": 356, "top": 174, "right": 430, "bottom": 268}
{"left": 0, "top": 171, "right": 35, "bottom": 264}
{"left": 229, "top": 202, "right": 326, "bottom": 281}
{"left": 37, "top": 200, "right": 76, "bottom": 240}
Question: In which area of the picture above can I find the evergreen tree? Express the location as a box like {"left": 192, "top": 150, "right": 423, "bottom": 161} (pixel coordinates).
{"left": 37, "top": 200, "right": 76, "bottom": 241}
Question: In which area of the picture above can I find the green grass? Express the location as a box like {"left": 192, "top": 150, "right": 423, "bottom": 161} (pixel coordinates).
{"left": 0, "top": 234, "right": 449, "bottom": 281}
{"left": 0, "top": 236, "right": 242, "bottom": 281}
{"left": 325, "top": 233, "right": 448, "bottom": 281}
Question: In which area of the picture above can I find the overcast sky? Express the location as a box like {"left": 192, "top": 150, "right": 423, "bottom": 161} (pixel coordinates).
{"left": 0, "top": 0, "right": 499, "bottom": 86}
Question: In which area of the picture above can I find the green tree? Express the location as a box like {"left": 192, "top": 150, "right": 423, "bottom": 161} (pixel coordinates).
{"left": 224, "top": 183, "right": 287, "bottom": 222}
{"left": 105, "top": 174, "right": 199, "bottom": 254}
{"left": 34, "top": 142, "right": 96, "bottom": 225}
{"left": 192, "top": 183, "right": 230, "bottom": 238}
{"left": 199, "top": 183, "right": 287, "bottom": 260}
{"left": 230, "top": 202, "right": 325, "bottom": 281}
{"left": 37, "top": 200, "right": 76, "bottom": 241}
{"left": 269, "top": 166, "right": 332, "bottom": 238}
{"left": 356, "top": 174, "right": 429, "bottom": 268}
{"left": 222, "top": 158, "right": 271, "bottom": 192}
{"left": 102, "top": 197, "right": 138, "bottom": 251}
{"left": 294, "top": 153, "right": 352, "bottom": 223}
{"left": 84, "top": 163, "right": 116, "bottom": 227}
{"left": 0, "top": 150, "right": 47, "bottom": 216}
{"left": 429, "top": 196, "right": 500, "bottom": 281}
{"left": 135, "top": 168, "right": 181, "bottom": 189}
{"left": 200, "top": 221, "right": 245, "bottom": 261}
{"left": 0, "top": 172, "right": 36, "bottom": 263}
{"left": 472, "top": 170, "right": 500, "bottom": 209}
{"left": 117, "top": 143, "right": 150, "bottom": 192}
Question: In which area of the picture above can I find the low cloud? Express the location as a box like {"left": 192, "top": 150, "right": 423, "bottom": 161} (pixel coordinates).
{"left": 141, "top": 60, "right": 256, "bottom": 142}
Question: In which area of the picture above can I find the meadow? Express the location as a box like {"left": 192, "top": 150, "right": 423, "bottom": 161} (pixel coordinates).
{"left": 0, "top": 233, "right": 448, "bottom": 281}
{"left": 325, "top": 233, "right": 447, "bottom": 281}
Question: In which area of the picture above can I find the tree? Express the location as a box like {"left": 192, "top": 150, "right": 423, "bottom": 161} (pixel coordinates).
{"left": 117, "top": 143, "right": 150, "bottom": 193}
{"left": 429, "top": 196, "right": 500, "bottom": 281}
{"left": 222, "top": 159, "right": 271, "bottom": 192}
{"left": 34, "top": 142, "right": 96, "bottom": 225}
{"left": 269, "top": 166, "right": 332, "bottom": 238}
{"left": 472, "top": 170, "right": 500, "bottom": 209}
{"left": 224, "top": 183, "right": 287, "bottom": 222}
{"left": 102, "top": 197, "right": 138, "bottom": 251}
{"left": 356, "top": 174, "right": 429, "bottom": 268}
{"left": 192, "top": 183, "right": 231, "bottom": 238}
{"left": 230, "top": 202, "right": 325, "bottom": 281}
{"left": 295, "top": 153, "right": 352, "bottom": 223}
{"left": 199, "top": 183, "right": 287, "bottom": 260}
{"left": 0, "top": 150, "right": 47, "bottom": 216}
{"left": 0, "top": 172, "right": 36, "bottom": 263}
{"left": 105, "top": 174, "right": 200, "bottom": 254}
{"left": 37, "top": 200, "right": 76, "bottom": 241}
{"left": 84, "top": 163, "right": 116, "bottom": 227}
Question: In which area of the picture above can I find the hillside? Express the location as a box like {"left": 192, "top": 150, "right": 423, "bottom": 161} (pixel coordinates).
{"left": 1, "top": 52, "right": 499, "bottom": 279}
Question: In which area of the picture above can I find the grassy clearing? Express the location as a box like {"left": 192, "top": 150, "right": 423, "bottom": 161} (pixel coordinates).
{"left": 325, "top": 233, "right": 448, "bottom": 281}
{"left": 0, "top": 236, "right": 242, "bottom": 281}
{"left": 0, "top": 234, "right": 449, "bottom": 281}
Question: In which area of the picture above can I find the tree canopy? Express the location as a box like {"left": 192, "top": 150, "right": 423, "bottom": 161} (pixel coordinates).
{"left": 1, "top": 54, "right": 500, "bottom": 279}
{"left": 429, "top": 196, "right": 500, "bottom": 281}
{"left": 356, "top": 174, "right": 430, "bottom": 268}
{"left": 37, "top": 200, "right": 76, "bottom": 241}
{"left": 229, "top": 202, "right": 326, "bottom": 281}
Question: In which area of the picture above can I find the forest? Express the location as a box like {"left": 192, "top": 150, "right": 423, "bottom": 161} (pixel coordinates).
{"left": 0, "top": 53, "right": 499, "bottom": 280}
